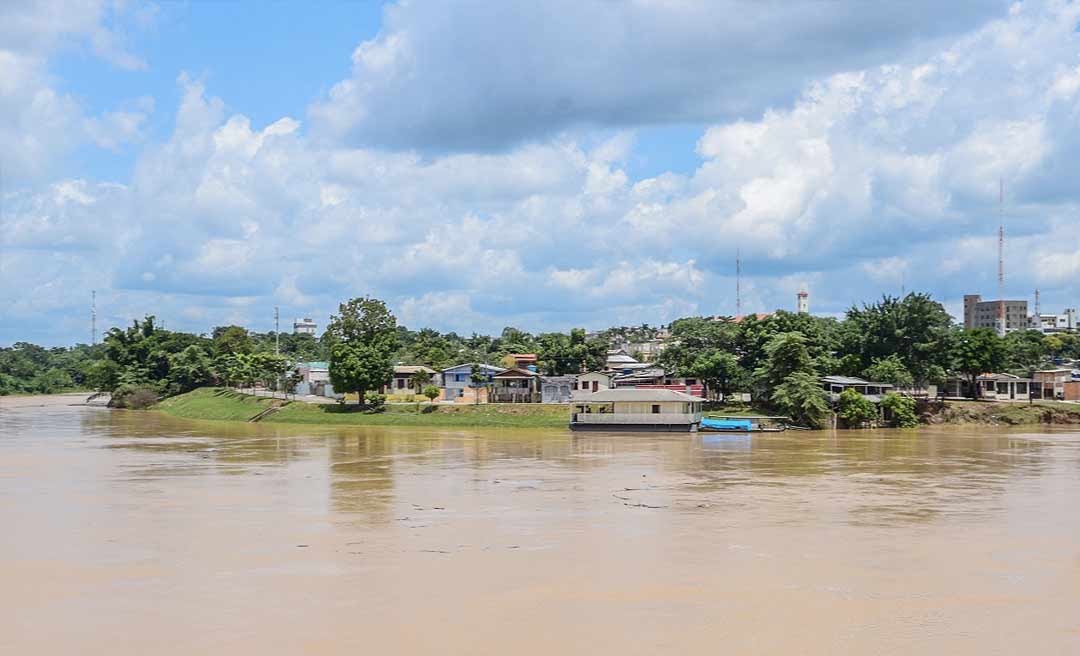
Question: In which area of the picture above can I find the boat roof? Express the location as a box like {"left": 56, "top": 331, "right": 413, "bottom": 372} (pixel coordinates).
{"left": 708, "top": 415, "right": 790, "bottom": 420}
{"left": 578, "top": 389, "right": 706, "bottom": 403}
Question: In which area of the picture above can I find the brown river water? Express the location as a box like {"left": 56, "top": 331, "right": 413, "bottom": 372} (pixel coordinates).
{"left": 2, "top": 396, "right": 1079, "bottom": 654}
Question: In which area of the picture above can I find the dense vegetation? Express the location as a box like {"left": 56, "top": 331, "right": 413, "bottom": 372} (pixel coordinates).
{"left": 158, "top": 387, "right": 569, "bottom": 427}
{"left": 5, "top": 293, "right": 1079, "bottom": 426}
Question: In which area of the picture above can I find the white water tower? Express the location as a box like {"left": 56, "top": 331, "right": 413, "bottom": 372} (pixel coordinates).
{"left": 797, "top": 289, "right": 809, "bottom": 315}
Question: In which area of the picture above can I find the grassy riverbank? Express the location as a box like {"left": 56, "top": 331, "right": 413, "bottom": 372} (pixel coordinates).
{"left": 155, "top": 388, "right": 1080, "bottom": 430}
{"left": 925, "top": 399, "right": 1080, "bottom": 426}
{"left": 156, "top": 387, "right": 570, "bottom": 428}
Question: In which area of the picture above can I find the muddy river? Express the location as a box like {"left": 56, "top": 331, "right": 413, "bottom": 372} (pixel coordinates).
{"left": 2, "top": 397, "right": 1079, "bottom": 654}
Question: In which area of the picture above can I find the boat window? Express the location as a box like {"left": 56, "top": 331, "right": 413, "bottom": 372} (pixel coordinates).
{"left": 651, "top": 404, "right": 661, "bottom": 414}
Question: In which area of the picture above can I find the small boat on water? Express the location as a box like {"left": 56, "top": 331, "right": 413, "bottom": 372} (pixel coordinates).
{"left": 700, "top": 415, "right": 790, "bottom": 433}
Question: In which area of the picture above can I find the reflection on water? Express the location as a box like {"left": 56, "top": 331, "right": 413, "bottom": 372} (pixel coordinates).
{"left": 2, "top": 404, "right": 1079, "bottom": 655}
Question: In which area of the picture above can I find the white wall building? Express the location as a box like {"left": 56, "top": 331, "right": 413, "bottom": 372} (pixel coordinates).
{"left": 293, "top": 317, "right": 317, "bottom": 335}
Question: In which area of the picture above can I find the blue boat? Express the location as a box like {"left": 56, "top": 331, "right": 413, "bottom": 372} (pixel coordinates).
{"left": 700, "top": 415, "right": 789, "bottom": 432}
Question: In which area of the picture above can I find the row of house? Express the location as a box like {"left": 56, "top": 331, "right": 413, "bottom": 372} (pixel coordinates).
{"left": 292, "top": 354, "right": 1080, "bottom": 405}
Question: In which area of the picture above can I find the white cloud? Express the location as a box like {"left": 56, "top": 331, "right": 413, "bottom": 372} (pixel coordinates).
{"left": 5, "top": 0, "right": 1080, "bottom": 345}
{"left": 309, "top": 0, "right": 1010, "bottom": 151}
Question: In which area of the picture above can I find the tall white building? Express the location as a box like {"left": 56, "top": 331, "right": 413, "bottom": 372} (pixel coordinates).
{"left": 293, "top": 317, "right": 317, "bottom": 335}
{"left": 796, "top": 290, "right": 809, "bottom": 314}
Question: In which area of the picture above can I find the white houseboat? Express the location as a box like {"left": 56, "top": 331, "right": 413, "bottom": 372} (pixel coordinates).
{"left": 570, "top": 389, "right": 705, "bottom": 432}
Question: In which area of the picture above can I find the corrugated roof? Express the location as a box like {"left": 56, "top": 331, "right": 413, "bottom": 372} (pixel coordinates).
{"left": 578, "top": 389, "right": 706, "bottom": 403}
{"left": 494, "top": 367, "right": 540, "bottom": 378}
{"left": 441, "top": 363, "right": 506, "bottom": 373}
{"left": 393, "top": 365, "right": 437, "bottom": 374}
{"left": 821, "top": 375, "right": 893, "bottom": 387}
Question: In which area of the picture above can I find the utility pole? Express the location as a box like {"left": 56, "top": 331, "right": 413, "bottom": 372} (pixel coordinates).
{"left": 91, "top": 290, "right": 97, "bottom": 346}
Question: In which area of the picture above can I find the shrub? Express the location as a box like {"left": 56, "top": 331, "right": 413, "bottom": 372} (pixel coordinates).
{"left": 881, "top": 393, "right": 919, "bottom": 428}
{"left": 110, "top": 385, "right": 160, "bottom": 409}
{"left": 363, "top": 391, "right": 386, "bottom": 412}
{"left": 423, "top": 385, "right": 440, "bottom": 402}
{"left": 837, "top": 388, "right": 877, "bottom": 427}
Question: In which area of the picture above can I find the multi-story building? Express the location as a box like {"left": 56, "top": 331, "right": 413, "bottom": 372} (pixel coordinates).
{"left": 293, "top": 317, "right": 317, "bottom": 335}
{"left": 1031, "top": 309, "right": 1077, "bottom": 334}
{"left": 963, "top": 295, "right": 1028, "bottom": 334}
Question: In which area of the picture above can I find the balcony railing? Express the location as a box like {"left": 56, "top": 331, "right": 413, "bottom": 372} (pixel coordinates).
{"left": 489, "top": 390, "right": 542, "bottom": 403}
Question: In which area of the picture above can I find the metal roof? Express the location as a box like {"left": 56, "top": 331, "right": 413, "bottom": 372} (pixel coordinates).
{"left": 393, "top": 365, "right": 436, "bottom": 374}
{"left": 493, "top": 367, "right": 540, "bottom": 378}
{"left": 577, "top": 389, "right": 706, "bottom": 403}
{"left": 821, "top": 375, "right": 893, "bottom": 387}
{"left": 441, "top": 363, "right": 505, "bottom": 373}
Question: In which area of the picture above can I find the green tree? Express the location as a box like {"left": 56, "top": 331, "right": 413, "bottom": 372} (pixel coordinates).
{"left": 326, "top": 297, "right": 398, "bottom": 406}
{"left": 469, "top": 363, "right": 489, "bottom": 405}
{"left": 880, "top": 393, "right": 918, "bottom": 428}
{"left": 840, "top": 293, "right": 952, "bottom": 383}
{"left": 772, "top": 371, "right": 831, "bottom": 429}
{"left": 1003, "top": 330, "right": 1049, "bottom": 374}
{"left": 950, "top": 329, "right": 1007, "bottom": 399}
{"left": 754, "top": 332, "right": 815, "bottom": 394}
{"left": 836, "top": 388, "right": 877, "bottom": 427}
{"left": 423, "top": 385, "right": 440, "bottom": 403}
{"left": 329, "top": 342, "right": 393, "bottom": 406}
{"left": 212, "top": 325, "right": 253, "bottom": 357}
{"left": 688, "top": 350, "right": 749, "bottom": 400}
{"left": 863, "top": 354, "right": 914, "bottom": 388}
{"left": 167, "top": 345, "right": 214, "bottom": 394}
{"left": 410, "top": 369, "right": 434, "bottom": 394}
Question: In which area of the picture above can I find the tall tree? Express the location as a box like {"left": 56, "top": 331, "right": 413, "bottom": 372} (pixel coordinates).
{"left": 687, "top": 350, "right": 749, "bottom": 400}
{"left": 841, "top": 293, "right": 952, "bottom": 383}
{"left": 950, "top": 329, "right": 1007, "bottom": 399}
{"left": 326, "top": 297, "right": 398, "bottom": 406}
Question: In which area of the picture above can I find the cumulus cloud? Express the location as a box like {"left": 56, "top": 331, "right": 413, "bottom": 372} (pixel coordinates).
{"left": 0, "top": 0, "right": 152, "bottom": 180}
{"left": 309, "top": 0, "right": 1009, "bottom": 151}
{"left": 5, "top": 0, "right": 1080, "bottom": 345}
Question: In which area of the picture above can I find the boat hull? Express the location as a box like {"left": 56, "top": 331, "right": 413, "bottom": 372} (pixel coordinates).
{"left": 569, "top": 423, "right": 698, "bottom": 433}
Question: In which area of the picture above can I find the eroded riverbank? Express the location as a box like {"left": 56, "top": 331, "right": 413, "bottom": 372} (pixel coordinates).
{"left": 2, "top": 403, "right": 1079, "bottom": 654}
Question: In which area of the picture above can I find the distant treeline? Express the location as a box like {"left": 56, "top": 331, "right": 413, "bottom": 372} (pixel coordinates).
{"left": 3, "top": 293, "right": 1078, "bottom": 423}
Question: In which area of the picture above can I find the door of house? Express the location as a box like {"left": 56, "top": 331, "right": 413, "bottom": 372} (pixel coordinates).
{"left": 592, "top": 381, "right": 599, "bottom": 392}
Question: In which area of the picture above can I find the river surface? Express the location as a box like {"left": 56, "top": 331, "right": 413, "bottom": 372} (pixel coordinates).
{"left": 2, "top": 398, "right": 1079, "bottom": 654}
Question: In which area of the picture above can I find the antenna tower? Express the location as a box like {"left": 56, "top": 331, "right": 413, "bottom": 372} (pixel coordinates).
{"left": 274, "top": 306, "right": 280, "bottom": 355}
{"left": 735, "top": 249, "right": 742, "bottom": 318}
{"left": 91, "top": 290, "right": 97, "bottom": 346}
{"left": 997, "top": 179, "right": 1005, "bottom": 336}
{"left": 1034, "top": 288, "right": 1041, "bottom": 329}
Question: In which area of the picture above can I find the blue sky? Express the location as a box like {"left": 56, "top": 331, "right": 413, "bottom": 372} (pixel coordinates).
{"left": 3, "top": 0, "right": 1080, "bottom": 345}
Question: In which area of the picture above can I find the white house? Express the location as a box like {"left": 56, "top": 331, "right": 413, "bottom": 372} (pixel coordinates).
{"left": 382, "top": 365, "right": 438, "bottom": 395}
{"left": 573, "top": 371, "right": 617, "bottom": 400}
